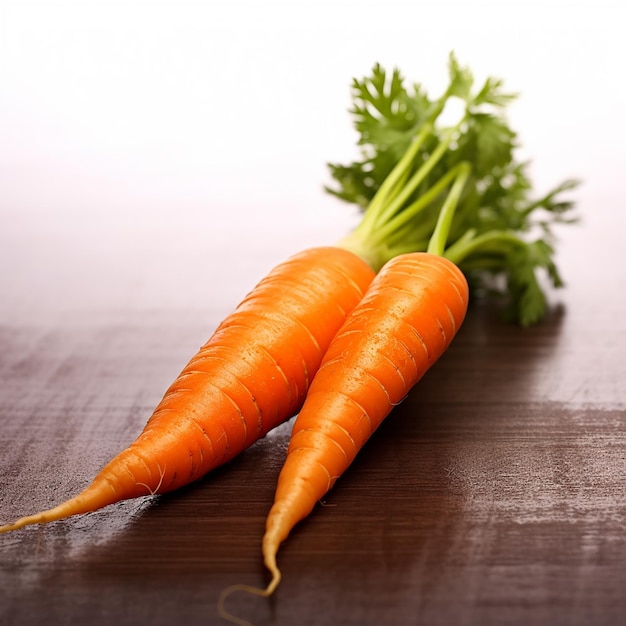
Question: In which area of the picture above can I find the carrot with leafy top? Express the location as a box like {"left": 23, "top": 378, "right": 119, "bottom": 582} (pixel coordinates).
{"left": 0, "top": 247, "right": 374, "bottom": 533}
{"left": 219, "top": 153, "right": 471, "bottom": 622}
{"left": 219, "top": 54, "right": 578, "bottom": 622}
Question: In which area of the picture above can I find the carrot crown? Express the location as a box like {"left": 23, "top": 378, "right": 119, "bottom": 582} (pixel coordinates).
{"left": 331, "top": 52, "right": 579, "bottom": 326}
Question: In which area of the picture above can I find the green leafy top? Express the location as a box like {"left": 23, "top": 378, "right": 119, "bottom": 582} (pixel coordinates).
{"left": 330, "top": 53, "right": 579, "bottom": 326}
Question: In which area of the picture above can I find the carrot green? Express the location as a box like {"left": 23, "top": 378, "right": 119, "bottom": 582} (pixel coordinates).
{"left": 330, "top": 52, "right": 579, "bottom": 325}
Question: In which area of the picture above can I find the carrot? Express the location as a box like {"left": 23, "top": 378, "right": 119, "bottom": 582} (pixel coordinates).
{"left": 0, "top": 247, "right": 374, "bottom": 533}
{"left": 266, "top": 250, "right": 468, "bottom": 578}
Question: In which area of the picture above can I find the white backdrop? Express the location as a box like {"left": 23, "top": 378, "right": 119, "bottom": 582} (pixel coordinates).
{"left": 1, "top": 0, "right": 623, "bottom": 318}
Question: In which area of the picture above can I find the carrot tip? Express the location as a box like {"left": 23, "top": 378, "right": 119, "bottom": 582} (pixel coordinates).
{"left": 0, "top": 512, "right": 56, "bottom": 534}
{"left": 0, "top": 480, "right": 122, "bottom": 534}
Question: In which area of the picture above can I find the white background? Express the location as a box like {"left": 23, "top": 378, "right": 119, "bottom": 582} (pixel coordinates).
{"left": 1, "top": 0, "right": 624, "bottom": 319}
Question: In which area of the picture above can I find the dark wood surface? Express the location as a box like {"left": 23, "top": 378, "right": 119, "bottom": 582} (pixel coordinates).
{"left": 1, "top": 205, "right": 625, "bottom": 626}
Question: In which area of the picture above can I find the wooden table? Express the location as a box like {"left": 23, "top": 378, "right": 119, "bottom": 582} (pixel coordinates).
{"left": 1, "top": 203, "right": 625, "bottom": 626}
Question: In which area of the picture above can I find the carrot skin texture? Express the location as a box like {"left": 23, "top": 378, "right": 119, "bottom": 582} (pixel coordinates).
{"left": 0, "top": 247, "right": 375, "bottom": 533}
{"left": 262, "top": 252, "right": 469, "bottom": 583}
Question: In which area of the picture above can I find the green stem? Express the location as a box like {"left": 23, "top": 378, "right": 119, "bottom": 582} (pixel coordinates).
{"left": 427, "top": 161, "right": 471, "bottom": 256}
{"left": 440, "top": 228, "right": 477, "bottom": 261}
{"left": 445, "top": 230, "right": 526, "bottom": 265}
{"left": 372, "top": 161, "right": 467, "bottom": 245}
{"left": 384, "top": 217, "right": 437, "bottom": 250}
{"left": 373, "top": 125, "right": 458, "bottom": 229}
{"left": 358, "top": 123, "right": 433, "bottom": 235}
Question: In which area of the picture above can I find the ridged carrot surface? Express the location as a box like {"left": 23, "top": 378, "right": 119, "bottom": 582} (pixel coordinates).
{"left": 0, "top": 246, "right": 375, "bottom": 533}
{"left": 261, "top": 252, "right": 469, "bottom": 593}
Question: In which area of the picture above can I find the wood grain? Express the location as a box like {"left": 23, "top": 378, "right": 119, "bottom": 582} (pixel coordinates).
{"left": 1, "top": 215, "right": 625, "bottom": 626}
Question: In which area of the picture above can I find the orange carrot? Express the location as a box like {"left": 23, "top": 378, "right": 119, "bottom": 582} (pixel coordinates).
{"left": 0, "top": 246, "right": 374, "bottom": 533}
{"left": 214, "top": 56, "right": 576, "bottom": 623}
{"left": 219, "top": 251, "right": 468, "bottom": 614}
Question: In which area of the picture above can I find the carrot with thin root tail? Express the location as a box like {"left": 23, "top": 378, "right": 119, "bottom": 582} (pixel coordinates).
{"left": 218, "top": 252, "right": 468, "bottom": 619}
{"left": 0, "top": 246, "right": 375, "bottom": 534}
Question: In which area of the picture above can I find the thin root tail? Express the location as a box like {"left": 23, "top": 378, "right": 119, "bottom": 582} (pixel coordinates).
{"left": 0, "top": 481, "right": 119, "bottom": 534}
{"left": 217, "top": 568, "right": 281, "bottom": 626}
{"left": 0, "top": 500, "right": 82, "bottom": 534}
